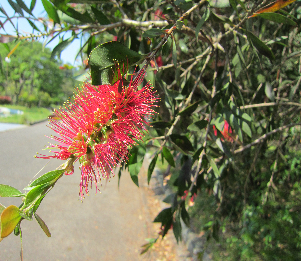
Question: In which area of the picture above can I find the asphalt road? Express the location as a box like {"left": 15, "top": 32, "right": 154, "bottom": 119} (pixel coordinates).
{"left": 0, "top": 122, "right": 154, "bottom": 261}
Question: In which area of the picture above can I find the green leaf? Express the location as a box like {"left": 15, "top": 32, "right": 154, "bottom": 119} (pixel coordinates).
{"left": 188, "top": 120, "right": 208, "bottom": 132}
{"left": 173, "top": 216, "right": 182, "bottom": 243}
{"left": 26, "top": 18, "right": 41, "bottom": 32}
{"left": 57, "top": 10, "right": 81, "bottom": 24}
{"left": 51, "top": 35, "right": 75, "bottom": 59}
{"left": 179, "top": 39, "right": 188, "bottom": 54}
{"left": 140, "top": 238, "right": 157, "bottom": 255}
{"left": 8, "top": 0, "right": 24, "bottom": 16}
{"left": 88, "top": 41, "right": 142, "bottom": 85}
{"left": 51, "top": 1, "right": 93, "bottom": 24}
{"left": 30, "top": 0, "right": 36, "bottom": 11}
{"left": 41, "top": 0, "right": 60, "bottom": 24}
{"left": 91, "top": 6, "right": 111, "bottom": 25}
{"left": 143, "top": 29, "right": 164, "bottom": 38}
{"left": 170, "top": 134, "right": 194, "bottom": 153}
{"left": 246, "top": 30, "right": 275, "bottom": 61}
{"left": 179, "top": 101, "right": 200, "bottom": 116}
{"left": 154, "top": 207, "right": 173, "bottom": 223}
{"left": 127, "top": 146, "right": 138, "bottom": 166}
{"left": 195, "top": 6, "right": 210, "bottom": 40}
{"left": 34, "top": 213, "right": 51, "bottom": 237}
{"left": 151, "top": 121, "right": 172, "bottom": 129}
{"left": 242, "top": 121, "right": 252, "bottom": 138}
{"left": 0, "top": 205, "right": 22, "bottom": 238}
{"left": 23, "top": 184, "right": 49, "bottom": 210}
{"left": 209, "top": 0, "right": 230, "bottom": 8}
{"left": 28, "top": 169, "right": 65, "bottom": 188}
{"left": 210, "top": 158, "right": 220, "bottom": 179}
{"left": 16, "top": 0, "right": 33, "bottom": 15}
{"left": 265, "top": 81, "right": 275, "bottom": 101}
{"left": 181, "top": 203, "right": 190, "bottom": 226}
{"left": 176, "top": 20, "right": 184, "bottom": 30}
{"left": 211, "top": 12, "right": 234, "bottom": 26}
{"left": 162, "top": 147, "right": 175, "bottom": 167}
{"left": 215, "top": 138, "right": 232, "bottom": 158}
{"left": 0, "top": 185, "right": 23, "bottom": 197}
{"left": 91, "top": 7, "right": 116, "bottom": 35}
{"left": 192, "top": 146, "right": 204, "bottom": 164}
{"left": 172, "top": 39, "right": 177, "bottom": 68}
{"left": 229, "top": 0, "right": 238, "bottom": 12}
{"left": 257, "top": 13, "right": 297, "bottom": 26}
{"left": 129, "top": 161, "right": 142, "bottom": 187}
{"left": 148, "top": 154, "right": 158, "bottom": 184}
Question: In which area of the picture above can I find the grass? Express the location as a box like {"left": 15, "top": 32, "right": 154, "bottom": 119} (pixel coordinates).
{"left": 0, "top": 105, "right": 51, "bottom": 125}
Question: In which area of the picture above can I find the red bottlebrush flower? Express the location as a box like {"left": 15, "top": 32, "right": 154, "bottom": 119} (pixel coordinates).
{"left": 150, "top": 56, "right": 163, "bottom": 74}
{"left": 221, "top": 120, "right": 233, "bottom": 142}
{"left": 37, "top": 66, "right": 158, "bottom": 198}
{"left": 213, "top": 120, "right": 234, "bottom": 142}
{"left": 154, "top": 8, "right": 166, "bottom": 20}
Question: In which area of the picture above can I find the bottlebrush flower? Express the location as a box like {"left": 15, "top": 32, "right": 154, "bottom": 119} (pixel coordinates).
{"left": 213, "top": 120, "right": 234, "bottom": 142}
{"left": 37, "top": 66, "right": 158, "bottom": 198}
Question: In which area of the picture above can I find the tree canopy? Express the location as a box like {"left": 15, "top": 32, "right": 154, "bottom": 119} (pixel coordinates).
{"left": 0, "top": 41, "right": 75, "bottom": 107}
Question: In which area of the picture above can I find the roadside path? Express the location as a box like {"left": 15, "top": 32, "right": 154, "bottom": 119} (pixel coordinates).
{"left": 0, "top": 122, "right": 186, "bottom": 261}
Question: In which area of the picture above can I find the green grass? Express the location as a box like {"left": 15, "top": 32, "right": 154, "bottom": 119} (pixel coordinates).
{"left": 0, "top": 105, "right": 51, "bottom": 125}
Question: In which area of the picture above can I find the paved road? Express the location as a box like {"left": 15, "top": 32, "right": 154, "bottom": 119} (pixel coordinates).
{"left": 0, "top": 122, "right": 155, "bottom": 261}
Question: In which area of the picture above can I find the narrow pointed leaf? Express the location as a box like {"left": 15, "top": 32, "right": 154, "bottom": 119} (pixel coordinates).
{"left": 188, "top": 120, "right": 208, "bottom": 132}
{"left": 179, "top": 101, "right": 201, "bottom": 116}
{"left": 0, "top": 185, "right": 23, "bottom": 197}
{"left": 170, "top": 134, "right": 194, "bottom": 153}
{"left": 8, "top": 0, "right": 24, "bottom": 16}
{"left": 162, "top": 147, "right": 175, "bottom": 167}
{"left": 28, "top": 169, "right": 65, "bottom": 188}
{"left": 195, "top": 7, "right": 210, "bottom": 40}
{"left": 16, "top": 0, "right": 33, "bottom": 15}
{"left": 41, "top": 0, "right": 60, "bottom": 24}
{"left": 30, "top": 0, "right": 37, "bottom": 11}
{"left": 34, "top": 213, "right": 51, "bottom": 237}
{"left": 23, "top": 184, "right": 49, "bottom": 210}
{"left": 173, "top": 217, "right": 182, "bottom": 243}
{"left": 210, "top": 158, "right": 220, "bottom": 179}
{"left": 151, "top": 121, "right": 172, "bottom": 129}
{"left": 181, "top": 203, "right": 190, "bottom": 226}
{"left": 246, "top": 30, "right": 275, "bottom": 61}
{"left": 129, "top": 161, "right": 142, "bottom": 187}
{"left": 51, "top": 35, "right": 75, "bottom": 59}
{"left": 154, "top": 207, "right": 173, "bottom": 223}
{"left": 257, "top": 13, "right": 297, "bottom": 26}
{"left": 148, "top": 154, "right": 158, "bottom": 184}
{"left": 143, "top": 29, "right": 164, "bottom": 38}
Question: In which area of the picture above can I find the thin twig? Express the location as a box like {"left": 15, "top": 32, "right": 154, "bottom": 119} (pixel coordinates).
{"left": 234, "top": 123, "right": 301, "bottom": 154}
{"left": 240, "top": 102, "right": 301, "bottom": 109}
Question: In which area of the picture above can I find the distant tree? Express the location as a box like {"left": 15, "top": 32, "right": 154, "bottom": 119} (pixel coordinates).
{"left": 0, "top": 41, "right": 72, "bottom": 107}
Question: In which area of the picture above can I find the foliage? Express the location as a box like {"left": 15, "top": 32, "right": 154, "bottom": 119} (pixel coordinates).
{"left": 1, "top": 0, "right": 301, "bottom": 259}
{"left": 0, "top": 41, "right": 76, "bottom": 107}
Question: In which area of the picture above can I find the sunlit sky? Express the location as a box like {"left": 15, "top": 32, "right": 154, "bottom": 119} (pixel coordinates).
{"left": 0, "top": 0, "right": 81, "bottom": 66}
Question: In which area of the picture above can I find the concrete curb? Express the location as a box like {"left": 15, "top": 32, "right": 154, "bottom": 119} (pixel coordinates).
{"left": 29, "top": 118, "right": 49, "bottom": 125}
{"left": 153, "top": 169, "right": 212, "bottom": 261}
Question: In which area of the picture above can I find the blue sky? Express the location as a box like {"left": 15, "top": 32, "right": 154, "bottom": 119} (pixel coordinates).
{"left": 0, "top": 0, "right": 81, "bottom": 65}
